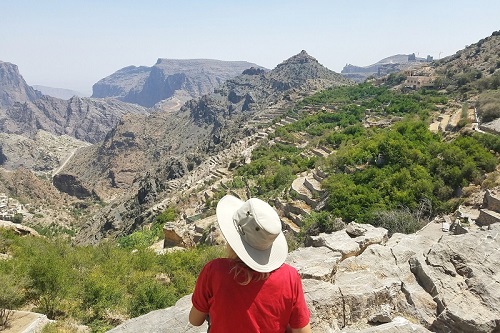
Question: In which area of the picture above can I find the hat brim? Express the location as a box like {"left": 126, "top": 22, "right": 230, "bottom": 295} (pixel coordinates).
{"left": 216, "top": 195, "right": 288, "bottom": 273}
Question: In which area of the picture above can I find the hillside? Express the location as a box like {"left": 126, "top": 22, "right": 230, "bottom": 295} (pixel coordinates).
{"left": 2, "top": 31, "right": 500, "bottom": 333}
{"left": 0, "top": 61, "right": 149, "bottom": 144}
{"left": 55, "top": 50, "right": 352, "bottom": 243}
{"left": 92, "top": 59, "right": 266, "bottom": 107}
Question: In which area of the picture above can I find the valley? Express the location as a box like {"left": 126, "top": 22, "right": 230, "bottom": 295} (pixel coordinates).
{"left": 1, "top": 30, "right": 500, "bottom": 333}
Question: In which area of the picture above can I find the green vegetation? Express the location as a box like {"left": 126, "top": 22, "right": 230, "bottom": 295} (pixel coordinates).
{"left": 0, "top": 229, "right": 223, "bottom": 332}
{"left": 322, "top": 121, "right": 496, "bottom": 228}
{"left": 11, "top": 213, "right": 23, "bottom": 224}
{"left": 2, "top": 79, "right": 499, "bottom": 331}
{"left": 232, "top": 83, "right": 497, "bottom": 235}
{"left": 235, "top": 142, "right": 315, "bottom": 199}
{"left": 117, "top": 207, "right": 177, "bottom": 250}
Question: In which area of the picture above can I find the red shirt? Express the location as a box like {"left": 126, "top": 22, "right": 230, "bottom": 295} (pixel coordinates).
{"left": 192, "top": 258, "right": 310, "bottom": 333}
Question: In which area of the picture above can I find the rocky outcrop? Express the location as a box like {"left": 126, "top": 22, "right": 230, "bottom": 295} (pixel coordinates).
{"left": 0, "top": 95, "right": 148, "bottom": 144}
{"left": 108, "top": 221, "right": 500, "bottom": 333}
{"left": 52, "top": 173, "right": 96, "bottom": 200}
{"left": 0, "top": 61, "right": 41, "bottom": 108}
{"left": 0, "top": 220, "right": 40, "bottom": 236}
{"left": 92, "top": 59, "right": 265, "bottom": 107}
{"left": 0, "top": 130, "right": 89, "bottom": 173}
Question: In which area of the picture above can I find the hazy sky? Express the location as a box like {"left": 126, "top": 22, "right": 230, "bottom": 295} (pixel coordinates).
{"left": 2, "top": 0, "right": 499, "bottom": 95}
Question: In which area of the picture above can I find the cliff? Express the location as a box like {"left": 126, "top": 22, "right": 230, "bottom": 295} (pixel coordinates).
{"left": 92, "top": 59, "right": 266, "bottom": 107}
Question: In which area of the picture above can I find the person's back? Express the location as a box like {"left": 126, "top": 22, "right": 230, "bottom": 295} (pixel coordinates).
{"left": 192, "top": 258, "right": 309, "bottom": 332}
{"left": 189, "top": 195, "right": 311, "bottom": 332}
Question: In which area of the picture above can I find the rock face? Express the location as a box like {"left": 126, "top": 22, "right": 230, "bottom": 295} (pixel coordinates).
{"left": 62, "top": 51, "right": 352, "bottom": 244}
{"left": 107, "top": 222, "right": 500, "bottom": 333}
{"left": 0, "top": 95, "right": 148, "bottom": 144}
{"left": 0, "top": 130, "right": 89, "bottom": 173}
{"left": 0, "top": 60, "right": 149, "bottom": 144}
{"left": 0, "top": 61, "right": 41, "bottom": 108}
{"left": 92, "top": 59, "right": 265, "bottom": 107}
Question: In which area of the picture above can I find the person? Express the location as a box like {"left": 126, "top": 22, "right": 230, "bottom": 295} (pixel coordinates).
{"left": 189, "top": 195, "right": 312, "bottom": 333}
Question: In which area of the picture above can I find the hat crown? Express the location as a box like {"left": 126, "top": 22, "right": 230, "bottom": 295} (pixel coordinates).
{"left": 233, "top": 198, "right": 281, "bottom": 251}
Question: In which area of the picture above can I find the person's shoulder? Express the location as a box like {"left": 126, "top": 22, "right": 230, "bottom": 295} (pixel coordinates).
{"left": 276, "top": 263, "right": 300, "bottom": 276}
{"left": 203, "top": 257, "right": 233, "bottom": 270}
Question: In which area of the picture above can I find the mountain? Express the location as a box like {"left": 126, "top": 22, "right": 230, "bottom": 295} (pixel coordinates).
{"left": 341, "top": 53, "right": 433, "bottom": 82}
{"left": 32, "top": 85, "right": 88, "bottom": 100}
{"left": 0, "top": 61, "right": 42, "bottom": 108}
{"left": 0, "top": 62, "right": 149, "bottom": 144}
{"left": 0, "top": 95, "right": 148, "bottom": 144}
{"left": 0, "top": 130, "right": 89, "bottom": 173}
{"left": 92, "top": 59, "right": 266, "bottom": 107}
{"left": 55, "top": 50, "right": 352, "bottom": 243}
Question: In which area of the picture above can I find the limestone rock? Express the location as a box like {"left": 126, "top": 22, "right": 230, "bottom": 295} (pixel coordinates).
{"left": 309, "top": 230, "right": 361, "bottom": 259}
{"left": 107, "top": 294, "right": 206, "bottom": 333}
{"left": 286, "top": 246, "right": 342, "bottom": 281}
{"left": 106, "top": 222, "right": 500, "bottom": 333}
{"left": 0, "top": 219, "right": 40, "bottom": 236}
{"left": 341, "top": 316, "right": 432, "bottom": 332}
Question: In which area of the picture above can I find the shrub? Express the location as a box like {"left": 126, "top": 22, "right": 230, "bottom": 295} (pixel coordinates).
{"left": 11, "top": 213, "right": 23, "bottom": 224}
{"left": 128, "top": 280, "right": 177, "bottom": 318}
{"left": 0, "top": 274, "right": 25, "bottom": 329}
{"left": 298, "top": 211, "right": 346, "bottom": 245}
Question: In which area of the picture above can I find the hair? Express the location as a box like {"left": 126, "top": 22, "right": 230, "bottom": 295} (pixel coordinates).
{"left": 225, "top": 244, "right": 270, "bottom": 285}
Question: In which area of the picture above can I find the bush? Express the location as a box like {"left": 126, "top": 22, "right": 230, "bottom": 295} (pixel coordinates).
{"left": 300, "top": 211, "right": 345, "bottom": 242}
{"left": 128, "top": 280, "right": 177, "bottom": 318}
{"left": 371, "top": 200, "right": 431, "bottom": 235}
{"left": 0, "top": 274, "right": 25, "bottom": 329}
{"left": 11, "top": 213, "right": 23, "bottom": 224}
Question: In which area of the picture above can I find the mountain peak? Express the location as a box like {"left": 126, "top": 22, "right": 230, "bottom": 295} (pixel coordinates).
{"left": 277, "top": 50, "right": 319, "bottom": 67}
{"left": 0, "top": 61, "right": 42, "bottom": 107}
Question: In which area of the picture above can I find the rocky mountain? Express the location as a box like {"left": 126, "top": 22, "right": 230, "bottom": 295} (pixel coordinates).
{"left": 92, "top": 59, "right": 265, "bottom": 107}
{"left": 0, "top": 61, "right": 149, "bottom": 144}
{"left": 433, "top": 30, "right": 500, "bottom": 83}
{"left": 341, "top": 53, "right": 433, "bottom": 82}
{"left": 0, "top": 61, "right": 42, "bottom": 108}
{"left": 56, "top": 50, "right": 352, "bottom": 243}
{"left": 0, "top": 130, "right": 89, "bottom": 173}
{"left": 32, "top": 85, "right": 88, "bottom": 100}
{"left": 0, "top": 96, "right": 148, "bottom": 144}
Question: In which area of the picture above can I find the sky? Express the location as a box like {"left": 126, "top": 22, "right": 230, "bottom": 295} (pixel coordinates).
{"left": 1, "top": 0, "right": 499, "bottom": 95}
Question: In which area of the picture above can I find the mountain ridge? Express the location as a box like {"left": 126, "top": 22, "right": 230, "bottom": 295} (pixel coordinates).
{"left": 92, "top": 58, "right": 266, "bottom": 107}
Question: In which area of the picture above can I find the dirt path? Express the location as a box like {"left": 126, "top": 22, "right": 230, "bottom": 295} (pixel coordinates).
{"left": 52, "top": 148, "right": 78, "bottom": 177}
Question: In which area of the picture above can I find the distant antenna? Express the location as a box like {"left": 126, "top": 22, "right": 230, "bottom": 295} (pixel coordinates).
{"left": 439, "top": 51, "right": 442, "bottom": 59}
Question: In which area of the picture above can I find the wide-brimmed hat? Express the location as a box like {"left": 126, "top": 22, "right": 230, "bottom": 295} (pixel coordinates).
{"left": 216, "top": 195, "right": 288, "bottom": 273}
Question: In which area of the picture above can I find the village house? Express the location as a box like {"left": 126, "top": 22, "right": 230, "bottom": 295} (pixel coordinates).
{"left": 0, "top": 192, "right": 24, "bottom": 222}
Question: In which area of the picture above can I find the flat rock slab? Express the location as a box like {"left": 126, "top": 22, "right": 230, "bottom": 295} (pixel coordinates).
{"left": 286, "top": 246, "right": 342, "bottom": 281}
